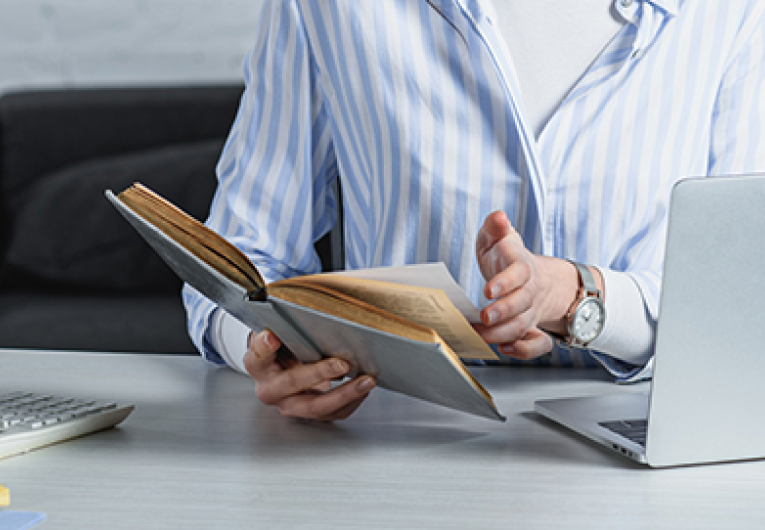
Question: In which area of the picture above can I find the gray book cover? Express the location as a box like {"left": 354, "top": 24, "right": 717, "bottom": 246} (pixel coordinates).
{"left": 106, "top": 190, "right": 504, "bottom": 421}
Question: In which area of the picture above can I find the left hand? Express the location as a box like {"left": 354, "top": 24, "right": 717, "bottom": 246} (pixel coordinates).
{"left": 244, "top": 329, "right": 376, "bottom": 422}
{"left": 474, "top": 211, "right": 577, "bottom": 359}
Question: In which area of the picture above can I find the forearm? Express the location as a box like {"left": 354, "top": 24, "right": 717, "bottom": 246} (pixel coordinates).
{"left": 536, "top": 258, "right": 654, "bottom": 366}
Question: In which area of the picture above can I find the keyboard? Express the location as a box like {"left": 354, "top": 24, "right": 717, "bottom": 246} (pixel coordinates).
{"left": 0, "top": 391, "right": 134, "bottom": 460}
{"left": 599, "top": 419, "right": 648, "bottom": 447}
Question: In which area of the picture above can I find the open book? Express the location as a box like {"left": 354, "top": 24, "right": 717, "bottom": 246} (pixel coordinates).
{"left": 106, "top": 184, "right": 504, "bottom": 421}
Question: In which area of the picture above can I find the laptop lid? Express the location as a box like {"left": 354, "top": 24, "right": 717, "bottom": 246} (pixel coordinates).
{"left": 536, "top": 175, "right": 765, "bottom": 467}
{"left": 644, "top": 175, "right": 765, "bottom": 467}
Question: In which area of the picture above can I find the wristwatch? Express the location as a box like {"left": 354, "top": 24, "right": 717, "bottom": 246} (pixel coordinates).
{"left": 563, "top": 261, "right": 605, "bottom": 348}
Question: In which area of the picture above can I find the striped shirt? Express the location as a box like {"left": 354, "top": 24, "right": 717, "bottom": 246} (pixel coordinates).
{"left": 183, "top": 0, "right": 765, "bottom": 383}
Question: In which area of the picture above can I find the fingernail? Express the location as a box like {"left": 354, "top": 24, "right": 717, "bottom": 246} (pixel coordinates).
{"left": 486, "top": 310, "right": 499, "bottom": 325}
{"left": 261, "top": 331, "right": 276, "bottom": 350}
{"left": 331, "top": 359, "right": 348, "bottom": 375}
{"left": 489, "top": 284, "right": 501, "bottom": 299}
{"left": 357, "top": 377, "right": 375, "bottom": 392}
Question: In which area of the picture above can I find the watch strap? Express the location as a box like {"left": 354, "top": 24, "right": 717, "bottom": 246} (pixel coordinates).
{"left": 568, "top": 260, "right": 600, "bottom": 298}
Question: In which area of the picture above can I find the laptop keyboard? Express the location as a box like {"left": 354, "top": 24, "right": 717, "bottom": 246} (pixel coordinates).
{"left": 599, "top": 419, "right": 647, "bottom": 447}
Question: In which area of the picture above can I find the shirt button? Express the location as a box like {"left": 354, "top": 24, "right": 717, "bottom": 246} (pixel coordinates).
{"left": 620, "top": 0, "right": 634, "bottom": 7}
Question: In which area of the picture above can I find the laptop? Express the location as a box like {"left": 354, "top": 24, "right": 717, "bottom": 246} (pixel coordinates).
{"left": 535, "top": 175, "right": 765, "bottom": 468}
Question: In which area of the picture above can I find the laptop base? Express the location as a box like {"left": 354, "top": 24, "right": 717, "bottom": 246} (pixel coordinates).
{"left": 535, "top": 393, "right": 649, "bottom": 464}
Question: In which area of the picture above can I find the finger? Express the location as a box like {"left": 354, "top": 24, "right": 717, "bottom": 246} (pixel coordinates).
{"left": 482, "top": 260, "right": 532, "bottom": 307}
{"left": 473, "top": 309, "right": 535, "bottom": 345}
{"left": 243, "top": 329, "right": 283, "bottom": 380}
{"left": 319, "top": 390, "right": 373, "bottom": 421}
{"left": 257, "top": 357, "right": 351, "bottom": 405}
{"left": 481, "top": 288, "right": 533, "bottom": 327}
{"left": 497, "top": 328, "right": 553, "bottom": 360}
{"left": 277, "top": 376, "right": 376, "bottom": 421}
{"left": 476, "top": 214, "right": 527, "bottom": 284}
{"left": 311, "top": 380, "right": 333, "bottom": 392}
{"left": 475, "top": 210, "right": 513, "bottom": 260}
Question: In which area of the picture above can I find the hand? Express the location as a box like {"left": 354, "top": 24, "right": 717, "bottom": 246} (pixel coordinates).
{"left": 474, "top": 211, "right": 578, "bottom": 359}
{"left": 243, "top": 329, "right": 376, "bottom": 421}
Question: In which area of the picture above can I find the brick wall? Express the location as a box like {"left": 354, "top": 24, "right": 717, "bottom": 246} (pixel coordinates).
{"left": 0, "top": 0, "right": 265, "bottom": 94}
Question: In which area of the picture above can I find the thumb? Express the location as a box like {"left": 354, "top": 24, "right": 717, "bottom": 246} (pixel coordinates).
{"left": 476, "top": 210, "right": 514, "bottom": 260}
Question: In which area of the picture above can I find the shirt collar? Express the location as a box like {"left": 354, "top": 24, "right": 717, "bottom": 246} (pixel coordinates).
{"left": 472, "top": 0, "right": 682, "bottom": 19}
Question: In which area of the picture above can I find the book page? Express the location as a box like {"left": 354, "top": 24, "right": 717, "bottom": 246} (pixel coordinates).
{"left": 285, "top": 275, "right": 497, "bottom": 361}
{"left": 326, "top": 263, "right": 482, "bottom": 322}
{"left": 117, "top": 184, "right": 264, "bottom": 291}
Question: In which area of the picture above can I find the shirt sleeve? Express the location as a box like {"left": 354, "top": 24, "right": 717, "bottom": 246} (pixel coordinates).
{"left": 588, "top": 268, "right": 655, "bottom": 367}
{"left": 587, "top": 8, "right": 765, "bottom": 382}
{"left": 183, "top": 0, "right": 338, "bottom": 366}
{"left": 208, "top": 308, "right": 252, "bottom": 374}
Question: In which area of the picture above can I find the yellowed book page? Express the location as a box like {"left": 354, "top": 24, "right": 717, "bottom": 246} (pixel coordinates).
{"left": 268, "top": 282, "right": 438, "bottom": 344}
{"left": 331, "top": 263, "right": 482, "bottom": 322}
{"left": 118, "top": 184, "right": 264, "bottom": 291}
{"left": 286, "top": 275, "right": 498, "bottom": 361}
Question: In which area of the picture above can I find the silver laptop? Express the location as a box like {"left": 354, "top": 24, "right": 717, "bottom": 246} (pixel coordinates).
{"left": 535, "top": 175, "right": 765, "bottom": 468}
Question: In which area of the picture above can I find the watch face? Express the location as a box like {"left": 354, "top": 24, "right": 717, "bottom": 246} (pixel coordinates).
{"left": 573, "top": 298, "right": 605, "bottom": 344}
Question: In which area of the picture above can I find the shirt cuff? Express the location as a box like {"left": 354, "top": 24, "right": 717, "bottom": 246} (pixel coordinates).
{"left": 208, "top": 309, "right": 253, "bottom": 374}
{"left": 586, "top": 268, "right": 655, "bottom": 375}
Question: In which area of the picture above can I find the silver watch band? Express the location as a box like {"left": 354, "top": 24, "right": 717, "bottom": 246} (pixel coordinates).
{"left": 569, "top": 261, "right": 600, "bottom": 297}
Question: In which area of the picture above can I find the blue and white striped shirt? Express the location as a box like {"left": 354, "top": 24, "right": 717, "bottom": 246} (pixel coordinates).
{"left": 183, "top": 0, "right": 765, "bottom": 382}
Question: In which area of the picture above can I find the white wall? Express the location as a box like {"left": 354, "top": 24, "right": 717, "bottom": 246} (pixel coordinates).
{"left": 0, "top": 0, "right": 265, "bottom": 95}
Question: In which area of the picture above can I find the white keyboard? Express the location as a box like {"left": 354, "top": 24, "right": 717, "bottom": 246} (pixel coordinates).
{"left": 0, "top": 391, "right": 134, "bottom": 460}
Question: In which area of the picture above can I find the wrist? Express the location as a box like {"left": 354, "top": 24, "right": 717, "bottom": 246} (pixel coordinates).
{"left": 537, "top": 257, "right": 580, "bottom": 335}
{"left": 538, "top": 259, "right": 605, "bottom": 336}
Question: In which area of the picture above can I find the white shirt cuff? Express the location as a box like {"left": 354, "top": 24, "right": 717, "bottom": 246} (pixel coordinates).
{"left": 587, "top": 268, "right": 655, "bottom": 367}
{"left": 209, "top": 309, "right": 253, "bottom": 374}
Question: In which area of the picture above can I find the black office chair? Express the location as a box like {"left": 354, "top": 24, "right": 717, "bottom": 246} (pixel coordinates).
{"left": 314, "top": 177, "right": 345, "bottom": 272}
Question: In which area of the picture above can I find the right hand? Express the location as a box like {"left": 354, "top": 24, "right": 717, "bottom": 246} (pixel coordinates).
{"left": 243, "top": 329, "right": 376, "bottom": 421}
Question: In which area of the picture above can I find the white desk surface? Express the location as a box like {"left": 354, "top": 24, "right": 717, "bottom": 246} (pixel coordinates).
{"left": 1, "top": 349, "right": 764, "bottom": 529}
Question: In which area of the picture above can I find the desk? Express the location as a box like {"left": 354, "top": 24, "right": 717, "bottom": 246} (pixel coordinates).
{"left": 1, "top": 349, "right": 763, "bottom": 529}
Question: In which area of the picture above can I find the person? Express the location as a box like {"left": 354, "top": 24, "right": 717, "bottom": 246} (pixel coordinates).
{"left": 183, "top": 0, "right": 765, "bottom": 421}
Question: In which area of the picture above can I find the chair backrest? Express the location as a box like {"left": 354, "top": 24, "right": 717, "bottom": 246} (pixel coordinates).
{"left": 0, "top": 85, "right": 244, "bottom": 268}
{"left": 314, "top": 177, "right": 345, "bottom": 272}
